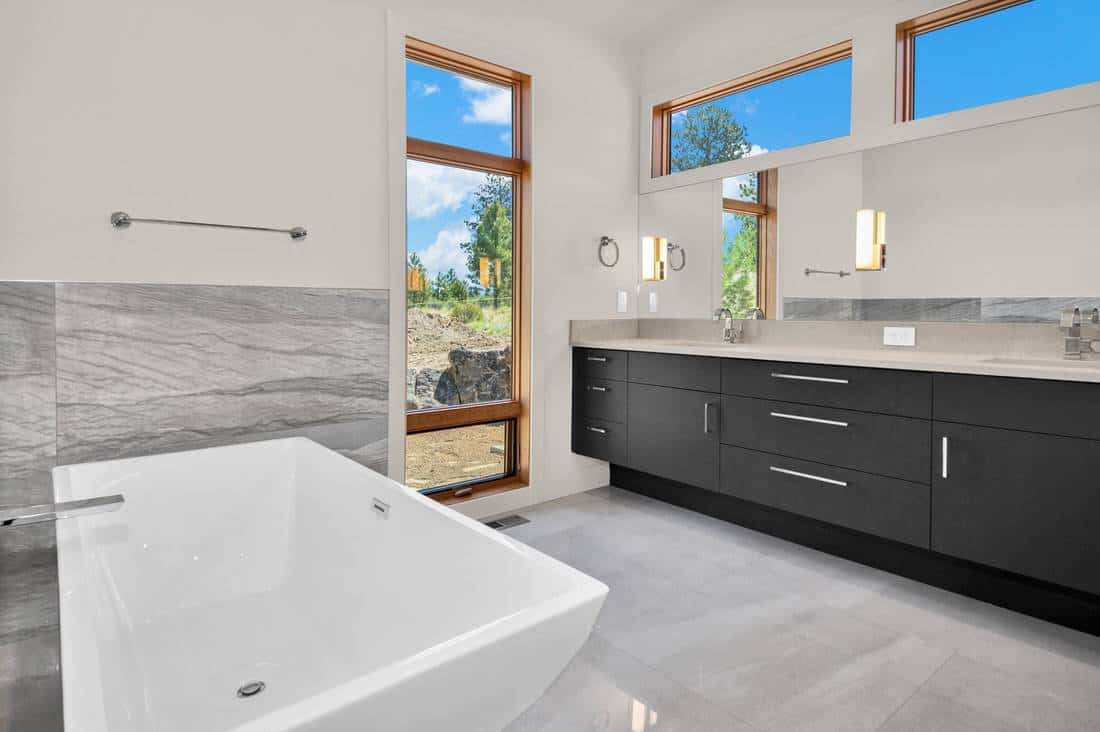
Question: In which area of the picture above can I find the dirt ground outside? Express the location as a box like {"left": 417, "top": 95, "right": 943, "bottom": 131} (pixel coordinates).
{"left": 405, "top": 422, "right": 507, "bottom": 491}
{"left": 406, "top": 306, "right": 512, "bottom": 491}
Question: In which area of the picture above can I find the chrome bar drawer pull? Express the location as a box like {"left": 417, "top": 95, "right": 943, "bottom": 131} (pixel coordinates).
{"left": 586, "top": 356, "right": 608, "bottom": 363}
{"left": 703, "top": 402, "right": 712, "bottom": 434}
{"left": 586, "top": 385, "right": 608, "bottom": 392}
{"left": 586, "top": 426, "right": 607, "bottom": 434}
{"left": 771, "top": 372, "right": 849, "bottom": 384}
{"left": 769, "top": 466, "right": 848, "bottom": 487}
{"left": 770, "top": 411, "right": 849, "bottom": 428}
{"left": 942, "top": 436, "right": 949, "bottom": 479}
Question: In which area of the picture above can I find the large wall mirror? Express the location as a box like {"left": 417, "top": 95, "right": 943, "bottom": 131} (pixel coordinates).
{"left": 636, "top": 104, "right": 1100, "bottom": 323}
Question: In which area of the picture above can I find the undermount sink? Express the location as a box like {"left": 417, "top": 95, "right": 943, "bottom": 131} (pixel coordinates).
{"left": 981, "top": 356, "right": 1100, "bottom": 368}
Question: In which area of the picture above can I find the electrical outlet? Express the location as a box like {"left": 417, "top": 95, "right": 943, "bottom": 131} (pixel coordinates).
{"left": 616, "top": 290, "right": 628, "bottom": 313}
{"left": 648, "top": 291, "right": 658, "bottom": 313}
{"left": 883, "top": 326, "right": 916, "bottom": 347}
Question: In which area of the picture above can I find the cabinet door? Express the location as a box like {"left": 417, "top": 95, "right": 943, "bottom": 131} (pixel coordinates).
{"left": 628, "top": 383, "right": 720, "bottom": 491}
{"left": 932, "top": 421, "right": 1100, "bottom": 596}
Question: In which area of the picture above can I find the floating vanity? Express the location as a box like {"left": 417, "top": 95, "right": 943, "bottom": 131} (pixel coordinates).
{"left": 571, "top": 326, "right": 1100, "bottom": 634}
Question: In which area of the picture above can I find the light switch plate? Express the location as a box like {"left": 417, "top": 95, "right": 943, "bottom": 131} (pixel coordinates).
{"left": 883, "top": 326, "right": 916, "bottom": 347}
{"left": 616, "top": 290, "right": 628, "bottom": 313}
{"left": 648, "top": 291, "right": 658, "bottom": 313}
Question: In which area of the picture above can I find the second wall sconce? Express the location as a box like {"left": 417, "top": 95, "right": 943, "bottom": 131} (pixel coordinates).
{"left": 855, "top": 209, "right": 887, "bottom": 271}
{"left": 641, "top": 236, "right": 686, "bottom": 281}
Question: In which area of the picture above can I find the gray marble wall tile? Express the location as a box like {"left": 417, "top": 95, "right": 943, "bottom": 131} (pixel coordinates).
{"left": 855, "top": 298, "right": 981, "bottom": 322}
{"left": 979, "top": 297, "right": 1100, "bottom": 323}
{"left": 55, "top": 283, "right": 389, "bottom": 472}
{"left": 0, "top": 283, "right": 56, "bottom": 491}
{"left": 782, "top": 298, "right": 856, "bottom": 321}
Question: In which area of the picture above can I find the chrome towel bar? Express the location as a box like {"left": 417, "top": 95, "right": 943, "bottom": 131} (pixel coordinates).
{"left": 111, "top": 211, "right": 307, "bottom": 240}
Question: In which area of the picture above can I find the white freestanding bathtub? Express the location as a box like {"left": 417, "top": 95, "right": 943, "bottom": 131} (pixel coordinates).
{"left": 52, "top": 437, "right": 607, "bottom": 732}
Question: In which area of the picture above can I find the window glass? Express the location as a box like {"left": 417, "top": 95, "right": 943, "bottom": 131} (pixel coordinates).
{"left": 406, "top": 60, "right": 513, "bottom": 156}
{"left": 913, "top": 1, "right": 1100, "bottom": 119}
{"left": 723, "top": 173, "right": 759, "bottom": 203}
{"left": 670, "top": 57, "right": 851, "bottom": 174}
{"left": 406, "top": 422, "right": 510, "bottom": 493}
{"left": 722, "top": 211, "right": 759, "bottom": 318}
{"left": 406, "top": 159, "right": 514, "bottom": 412}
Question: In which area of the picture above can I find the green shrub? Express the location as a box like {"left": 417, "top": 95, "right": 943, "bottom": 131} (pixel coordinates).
{"left": 450, "top": 302, "right": 483, "bottom": 323}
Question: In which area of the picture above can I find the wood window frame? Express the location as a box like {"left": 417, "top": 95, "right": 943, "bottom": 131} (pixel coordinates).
{"left": 895, "top": 0, "right": 1030, "bottom": 121}
{"left": 650, "top": 41, "right": 852, "bottom": 178}
{"left": 404, "top": 37, "right": 531, "bottom": 503}
{"left": 721, "top": 170, "right": 778, "bottom": 319}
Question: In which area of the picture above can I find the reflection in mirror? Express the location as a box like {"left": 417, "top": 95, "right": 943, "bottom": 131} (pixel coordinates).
{"left": 638, "top": 104, "right": 1100, "bottom": 323}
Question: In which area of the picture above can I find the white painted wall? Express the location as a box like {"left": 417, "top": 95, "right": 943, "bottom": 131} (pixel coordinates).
{"left": 1, "top": 0, "right": 640, "bottom": 515}
{"left": 778, "top": 105, "right": 1100, "bottom": 301}
{"left": 637, "top": 180, "right": 721, "bottom": 319}
{"left": 1, "top": 0, "right": 390, "bottom": 288}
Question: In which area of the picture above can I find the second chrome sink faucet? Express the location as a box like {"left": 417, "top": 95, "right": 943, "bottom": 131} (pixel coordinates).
{"left": 1061, "top": 306, "right": 1100, "bottom": 359}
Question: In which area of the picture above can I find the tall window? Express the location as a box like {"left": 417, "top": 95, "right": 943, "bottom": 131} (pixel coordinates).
{"left": 897, "top": 0, "right": 1100, "bottom": 121}
{"left": 651, "top": 42, "right": 852, "bottom": 177}
{"left": 721, "top": 171, "right": 777, "bottom": 318}
{"left": 404, "top": 38, "right": 529, "bottom": 500}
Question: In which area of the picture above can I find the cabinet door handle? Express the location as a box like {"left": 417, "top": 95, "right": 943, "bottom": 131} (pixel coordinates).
{"left": 771, "top": 372, "right": 849, "bottom": 385}
{"left": 941, "top": 436, "right": 949, "bottom": 479}
{"left": 586, "top": 356, "right": 608, "bottom": 363}
{"left": 586, "top": 426, "right": 607, "bottom": 435}
{"left": 770, "top": 411, "right": 848, "bottom": 428}
{"left": 586, "top": 385, "right": 608, "bottom": 392}
{"left": 770, "top": 465, "right": 848, "bottom": 487}
{"left": 703, "top": 402, "right": 718, "bottom": 434}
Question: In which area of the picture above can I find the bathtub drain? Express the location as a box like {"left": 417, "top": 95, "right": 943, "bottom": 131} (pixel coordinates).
{"left": 236, "top": 681, "right": 266, "bottom": 699}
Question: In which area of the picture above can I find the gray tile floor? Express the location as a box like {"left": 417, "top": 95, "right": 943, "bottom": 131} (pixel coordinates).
{"left": 503, "top": 486, "right": 1100, "bottom": 732}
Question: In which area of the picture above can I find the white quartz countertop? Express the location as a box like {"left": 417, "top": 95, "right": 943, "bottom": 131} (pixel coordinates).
{"left": 570, "top": 337, "right": 1100, "bottom": 384}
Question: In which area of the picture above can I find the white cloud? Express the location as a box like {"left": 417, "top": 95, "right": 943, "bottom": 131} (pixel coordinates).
{"left": 416, "top": 224, "right": 469, "bottom": 280}
{"left": 747, "top": 144, "right": 769, "bottom": 157}
{"left": 459, "top": 76, "right": 511, "bottom": 125}
{"left": 412, "top": 81, "right": 440, "bottom": 96}
{"left": 406, "top": 160, "right": 485, "bottom": 219}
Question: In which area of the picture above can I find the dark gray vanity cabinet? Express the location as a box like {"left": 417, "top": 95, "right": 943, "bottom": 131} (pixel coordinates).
{"left": 931, "top": 374, "right": 1100, "bottom": 597}
{"left": 572, "top": 349, "right": 628, "bottom": 464}
{"left": 572, "top": 346, "right": 1100, "bottom": 630}
{"left": 627, "top": 382, "right": 720, "bottom": 491}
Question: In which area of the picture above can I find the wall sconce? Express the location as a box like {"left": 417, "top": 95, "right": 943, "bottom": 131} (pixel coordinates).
{"left": 478, "top": 257, "right": 502, "bottom": 287}
{"left": 407, "top": 266, "right": 428, "bottom": 292}
{"left": 855, "top": 209, "right": 887, "bottom": 271}
{"left": 641, "top": 236, "right": 686, "bottom": 281}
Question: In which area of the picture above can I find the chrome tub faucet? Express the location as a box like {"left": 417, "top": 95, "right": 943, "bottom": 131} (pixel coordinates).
{"left": 0, "top": 495, "right": 124, "bottom": 529}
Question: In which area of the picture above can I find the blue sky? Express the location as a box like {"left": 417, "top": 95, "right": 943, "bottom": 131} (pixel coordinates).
{"left": 914, "top": 0, "right": 1100, "bottom": 118}
{"left": 406, "top": 61, "right": 512, "bottom": 283}
{"left": 672, "top": 58, "right": 853, "bottom": 169}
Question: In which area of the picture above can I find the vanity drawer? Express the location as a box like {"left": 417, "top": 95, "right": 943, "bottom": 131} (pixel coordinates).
{"left": 575, "top": 348, "right": 628, "bottom": 382}
{"left": 572, "top": 417, "right": 627, "bottom": 464}
{"left": 934, "top": 373, "right": 1100, "bottom": 440}
{"left": 721, "top": 360, "right": 931, "bottom": 418}
{"left": 628, "top": 352, "right": 721, "bottom": 392}
{"left": 721, "top": 395, "right": 931, "bottom": 483}
{"left": 574, "top": 377, "right": 627, "bottom": 423}
{"left": 719, "top": 445, "right": 930, "bottom": 548}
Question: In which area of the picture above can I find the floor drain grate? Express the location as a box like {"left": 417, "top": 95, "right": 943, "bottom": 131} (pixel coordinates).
{"left": 484, "top": 514, "right": 530, "bottom": 530}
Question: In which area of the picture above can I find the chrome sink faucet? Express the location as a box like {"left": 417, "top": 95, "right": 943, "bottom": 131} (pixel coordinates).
{"left": 0, "top": 495, "right": 124, "bottom": 528}
{"left": 1061, "top": 307, "right": 1100, "bottom": 359}
{"left": 713, "top": 307, "right": 743, "bottom": 343}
